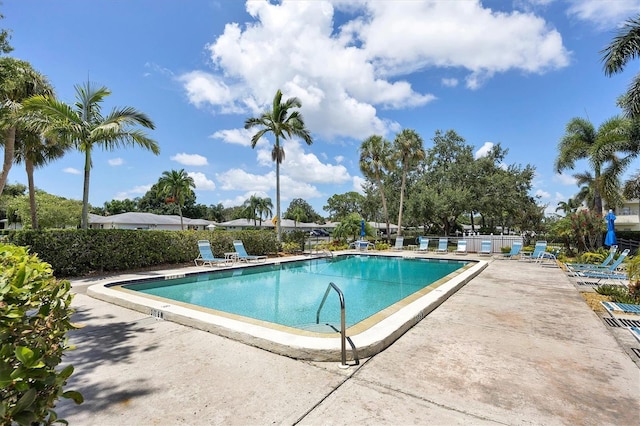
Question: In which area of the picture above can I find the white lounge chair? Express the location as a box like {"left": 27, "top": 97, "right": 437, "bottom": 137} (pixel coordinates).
{"left": 478, "top": 240, "right": 492, "bottom": 256}
{"left": 454, "top": 240, "right": 467, "bottom": 255}
{"left": 417, "top": 237, "right": 430, "bottom": 251}
{"left": 435, "top": 238, "right": 448, "bottom": 254}
{"left": 195, "top": 240, "right": 232, "bottom": 267}
{"left": 233, "top": 240, "right": 267, "bottom": 262}
{"left": 393, "top": 236, "right": 404, "bottom": 250}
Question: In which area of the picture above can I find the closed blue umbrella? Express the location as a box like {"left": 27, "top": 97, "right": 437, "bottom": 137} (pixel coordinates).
{"left": 604, "top": 210, "right": 617, "bottom": 247}
{"left": 360, "top": 220, "right": 365, "bottom": 238}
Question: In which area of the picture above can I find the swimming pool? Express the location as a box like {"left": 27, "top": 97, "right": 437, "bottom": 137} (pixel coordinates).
{"left": 87, "top": 253, "right": 487, "bottom": 362}
{"left": 124, "top": 255, "right": 466, "bottom": 331}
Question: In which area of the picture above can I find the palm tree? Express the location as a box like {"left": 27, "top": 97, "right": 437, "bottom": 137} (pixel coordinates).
{"left": 601, "top": 14, "right": 640, "bottom": 118}
{"left": 555, "top": 198, "right": 581, "bottom": 216}
{"left": 622, "top": 170, "right": 640, "bottom": 199}
{"left": 158, "top": 169, "right": 195, "bottom": 230}
{"left": 555, "top": 116, "right": 631, "bottom": 215}
{"left": 393, "top": 129, "right": 425, "bottom": 236}
{"left": 0, "top": 57, "right": 53, "bottom": 196}
{"left": 13, "top": 130, "right": 66, "bottom": 229}
{"left": 22, "top": 81, "right": 159, "bottom": 228}
{"left": 359, "top": 135, "right": 394, "bottom": 241}
{"left": 255, "top": 196, "right": 273, "bottom": 227}
{"left": 289, "top": 205, "right": 307, "bottom": 228}
{"left": 244, "top": 89, "right": 313, "bottom": 242}
{"left": 242, "top": 194, "right": 261, "bottom": 226}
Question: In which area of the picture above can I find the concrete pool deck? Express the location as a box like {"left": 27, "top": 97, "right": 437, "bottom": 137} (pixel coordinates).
{"left": 57, "top": 254, "right": 639, "bottom": 425}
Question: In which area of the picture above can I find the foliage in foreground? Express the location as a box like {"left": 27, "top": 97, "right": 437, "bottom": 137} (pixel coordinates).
{"left": 0, "top": 243, "right": 82, "bottom": 425}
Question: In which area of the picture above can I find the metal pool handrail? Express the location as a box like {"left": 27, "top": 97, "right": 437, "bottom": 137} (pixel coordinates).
{"left": 316, "top": 282, "right": 350, "bottom": 368}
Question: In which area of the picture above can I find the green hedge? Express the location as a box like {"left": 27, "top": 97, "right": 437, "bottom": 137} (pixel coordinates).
{"left": 5, "top": 229, "right": 279, "bottom": 277}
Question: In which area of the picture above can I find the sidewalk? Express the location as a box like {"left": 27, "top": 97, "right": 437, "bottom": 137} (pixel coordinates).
{"left": 57, "top": 257, "right": 639, "bottom": 425}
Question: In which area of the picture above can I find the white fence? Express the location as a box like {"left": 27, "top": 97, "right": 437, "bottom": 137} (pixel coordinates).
{"left": 425, "top": 235, "right": 523, "bottom": 254}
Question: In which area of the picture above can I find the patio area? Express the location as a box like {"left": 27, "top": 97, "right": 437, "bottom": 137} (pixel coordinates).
{"left": 57, "top": 255, "right": 639, "bottom": 425}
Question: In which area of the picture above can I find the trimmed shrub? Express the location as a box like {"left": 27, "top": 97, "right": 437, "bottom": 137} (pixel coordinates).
{"left": 6, "top": 229, "right": 279, "bottom": 277}
{"left": 0, "top": 243, "right": 82, "bottom": 425}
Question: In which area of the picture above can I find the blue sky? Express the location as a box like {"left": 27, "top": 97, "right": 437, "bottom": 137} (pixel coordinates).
{"left": 3, "top": 0, "right": 640, "bottom": 217}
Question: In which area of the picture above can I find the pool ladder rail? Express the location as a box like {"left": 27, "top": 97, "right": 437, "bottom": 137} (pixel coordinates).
{"left": 316, "top": 282, "right": 359, "bottom": 368}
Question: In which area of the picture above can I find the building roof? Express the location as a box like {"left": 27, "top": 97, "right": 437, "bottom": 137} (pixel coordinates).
{"left": 88, "top": 212, "right": 215, "bottom": 227}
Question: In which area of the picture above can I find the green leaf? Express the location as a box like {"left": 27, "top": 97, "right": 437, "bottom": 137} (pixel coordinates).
{"left": 15, "top": 346, "right": 35, "bottom": 365}
{"left": 13, "top": 410, "right": 37, "bottom": 426}
{"left": 12, "top": 387, "right": 36, "bottom": 414}
{"left": 61, "top": 390, "right": 83, "bottom": 404}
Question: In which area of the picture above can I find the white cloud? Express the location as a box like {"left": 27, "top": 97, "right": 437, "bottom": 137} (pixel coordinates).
{"left": 188, "top": 172, "right": 216, "bottom": 190}
{"left": 441, "top": 78, "right": 459, "bottom": 88}
{"left": 535, "top": 189, "right": 551, "bottom": 198}
{"left": 474, "top": 142, "right": 494, "bottom": 159}
{"left": 179, "top": 0, "right": 568, "bottom": 140}
{"left": 553, "top": 173, "right": 577, "bottom": 185}
{"left": 217, "top": 169, "right": 274, "bottom": 192}
{"left": 210, "top": 128, "right": 259, "bottom": 147}
{"left": 261, "top": 139, "right": 351, "bottom": 184}
{"left": 108, "top": 158, "right": 124, "bottom": 166}
{"left": 566, "top": 0, "right": 640, "bottom": 29}
{"left": 63, "top": 167, "right": 81, "bottom": 175}
{"left": 353, "top": 176, "right": 366, "bottom": 194}
{"left": 171, "top": 153, "right": 209, "bottom": 166}
{"left": 216, "top": 168, "right": 320, "bottom": 203}
{"left": 114, "top": 185, "right": 152, "bottom": 200}
{"left": 334, "top": 155, "right": 344, "bottom": 164}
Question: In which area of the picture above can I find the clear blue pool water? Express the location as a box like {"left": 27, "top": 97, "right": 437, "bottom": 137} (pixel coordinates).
{"left": 123, "top": 255, "right": 468, "bottom": 332}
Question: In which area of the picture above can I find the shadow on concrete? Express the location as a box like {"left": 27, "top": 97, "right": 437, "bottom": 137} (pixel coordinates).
{"left": 55, "top": 305, "right": 159, "bottom": 417}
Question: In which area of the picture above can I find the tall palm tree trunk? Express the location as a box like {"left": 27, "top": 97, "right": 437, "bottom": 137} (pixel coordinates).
{"left": 26, "top": 158, "right": 38, "bottom": 229}
{"left": 178, "top": 204, "right": 184, "bottom": 230}
{"left": 397, "top": 171, "right": 407, "bottom": 237}
{"left": 81, "top": 148, "right": 92, "bottom": 229}
{"left": 377, "top": 173, "right": 390, "bottom": 242}
{"left": 0, "top": 127, "right": 16, "bottom": 195}
{"left": 276, "top": 156, "right": 282, "bottom": 243}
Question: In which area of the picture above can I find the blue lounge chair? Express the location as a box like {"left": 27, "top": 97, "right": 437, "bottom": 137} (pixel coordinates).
{"left": 478, "top": 240, "right": 492, "bottom": 256}
{"left": 417, "top": 237, "right": 430, "bottom": 251}
{"left": 520, "top": 241, "right": 547, "bottom": 262}
{"left": 573, "top": 249, "right": 630, "bottom": 283}
{"left": 195, "top": 240, "right": 231, "bottom": 267}
{"left": 496, "top": 241, "right": 522, "bottom": 259}
{"left": 233, "top": 240, "right": 267, "bottom": 262}
{"left": 435, "top": 238, "right": 448, "bottom": 254}
{"left": 566, "top": 245, "right": 618, "bottom": 270}
{"left": 454, "top": 240, "right": 467, "bottom": 255}
{"left": 393, "top": 236, "right": 404, "bottom": 250}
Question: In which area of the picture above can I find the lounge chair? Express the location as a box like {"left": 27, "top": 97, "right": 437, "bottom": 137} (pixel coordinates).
{"left": 572, "top": 249, "right": 630, "bottom": 283}
{"left": 417, "top": 237, "right": 430, "bottom": 252}
{"left": 350, "top": 240, "right": 373, "bottom": 251}
{"left": 520, "top": 241, "right": 547, "bottom": 262}
{"left": 496, "top": 241, "right": 522, "bottom": 260}
{"left": 629, "top": 327, "right": 640, "bottom": 344}
{"left": 393, "top": 236, "right": 404, "bottom": 251}
{"left": 566, "top": 245, "right": 618, "bottom": 270}
{"left": 434, "top": 238, "right": 448, "bottom": 254}
{"left": 454, "top": 240, "right": 467, "bottom": 255}
{"left": 478, "top": 240, "right": 492, "bottom": 256}
{"left": 195, "top": 240, "right": 232, "bottom": 267}
{"left": 232, "top": 240, "right": 267, "bottom": 262}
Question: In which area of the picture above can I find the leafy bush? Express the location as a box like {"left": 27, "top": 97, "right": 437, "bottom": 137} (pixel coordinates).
{"left": 0, "top": 243, "right": 82, "bottom": 425}
{"left": 6, "top": 229, "right": 279, "bottom": 277}
{"left": 595, "top": 284, "right": 640, "bottom": 304}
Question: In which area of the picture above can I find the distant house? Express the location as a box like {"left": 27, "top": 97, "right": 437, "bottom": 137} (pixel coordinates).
{"left": 613, "top": 199, "right": 640, "bottom": 232}
{"left": 88, "top": 212, "right": 215, "bottom": 231}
